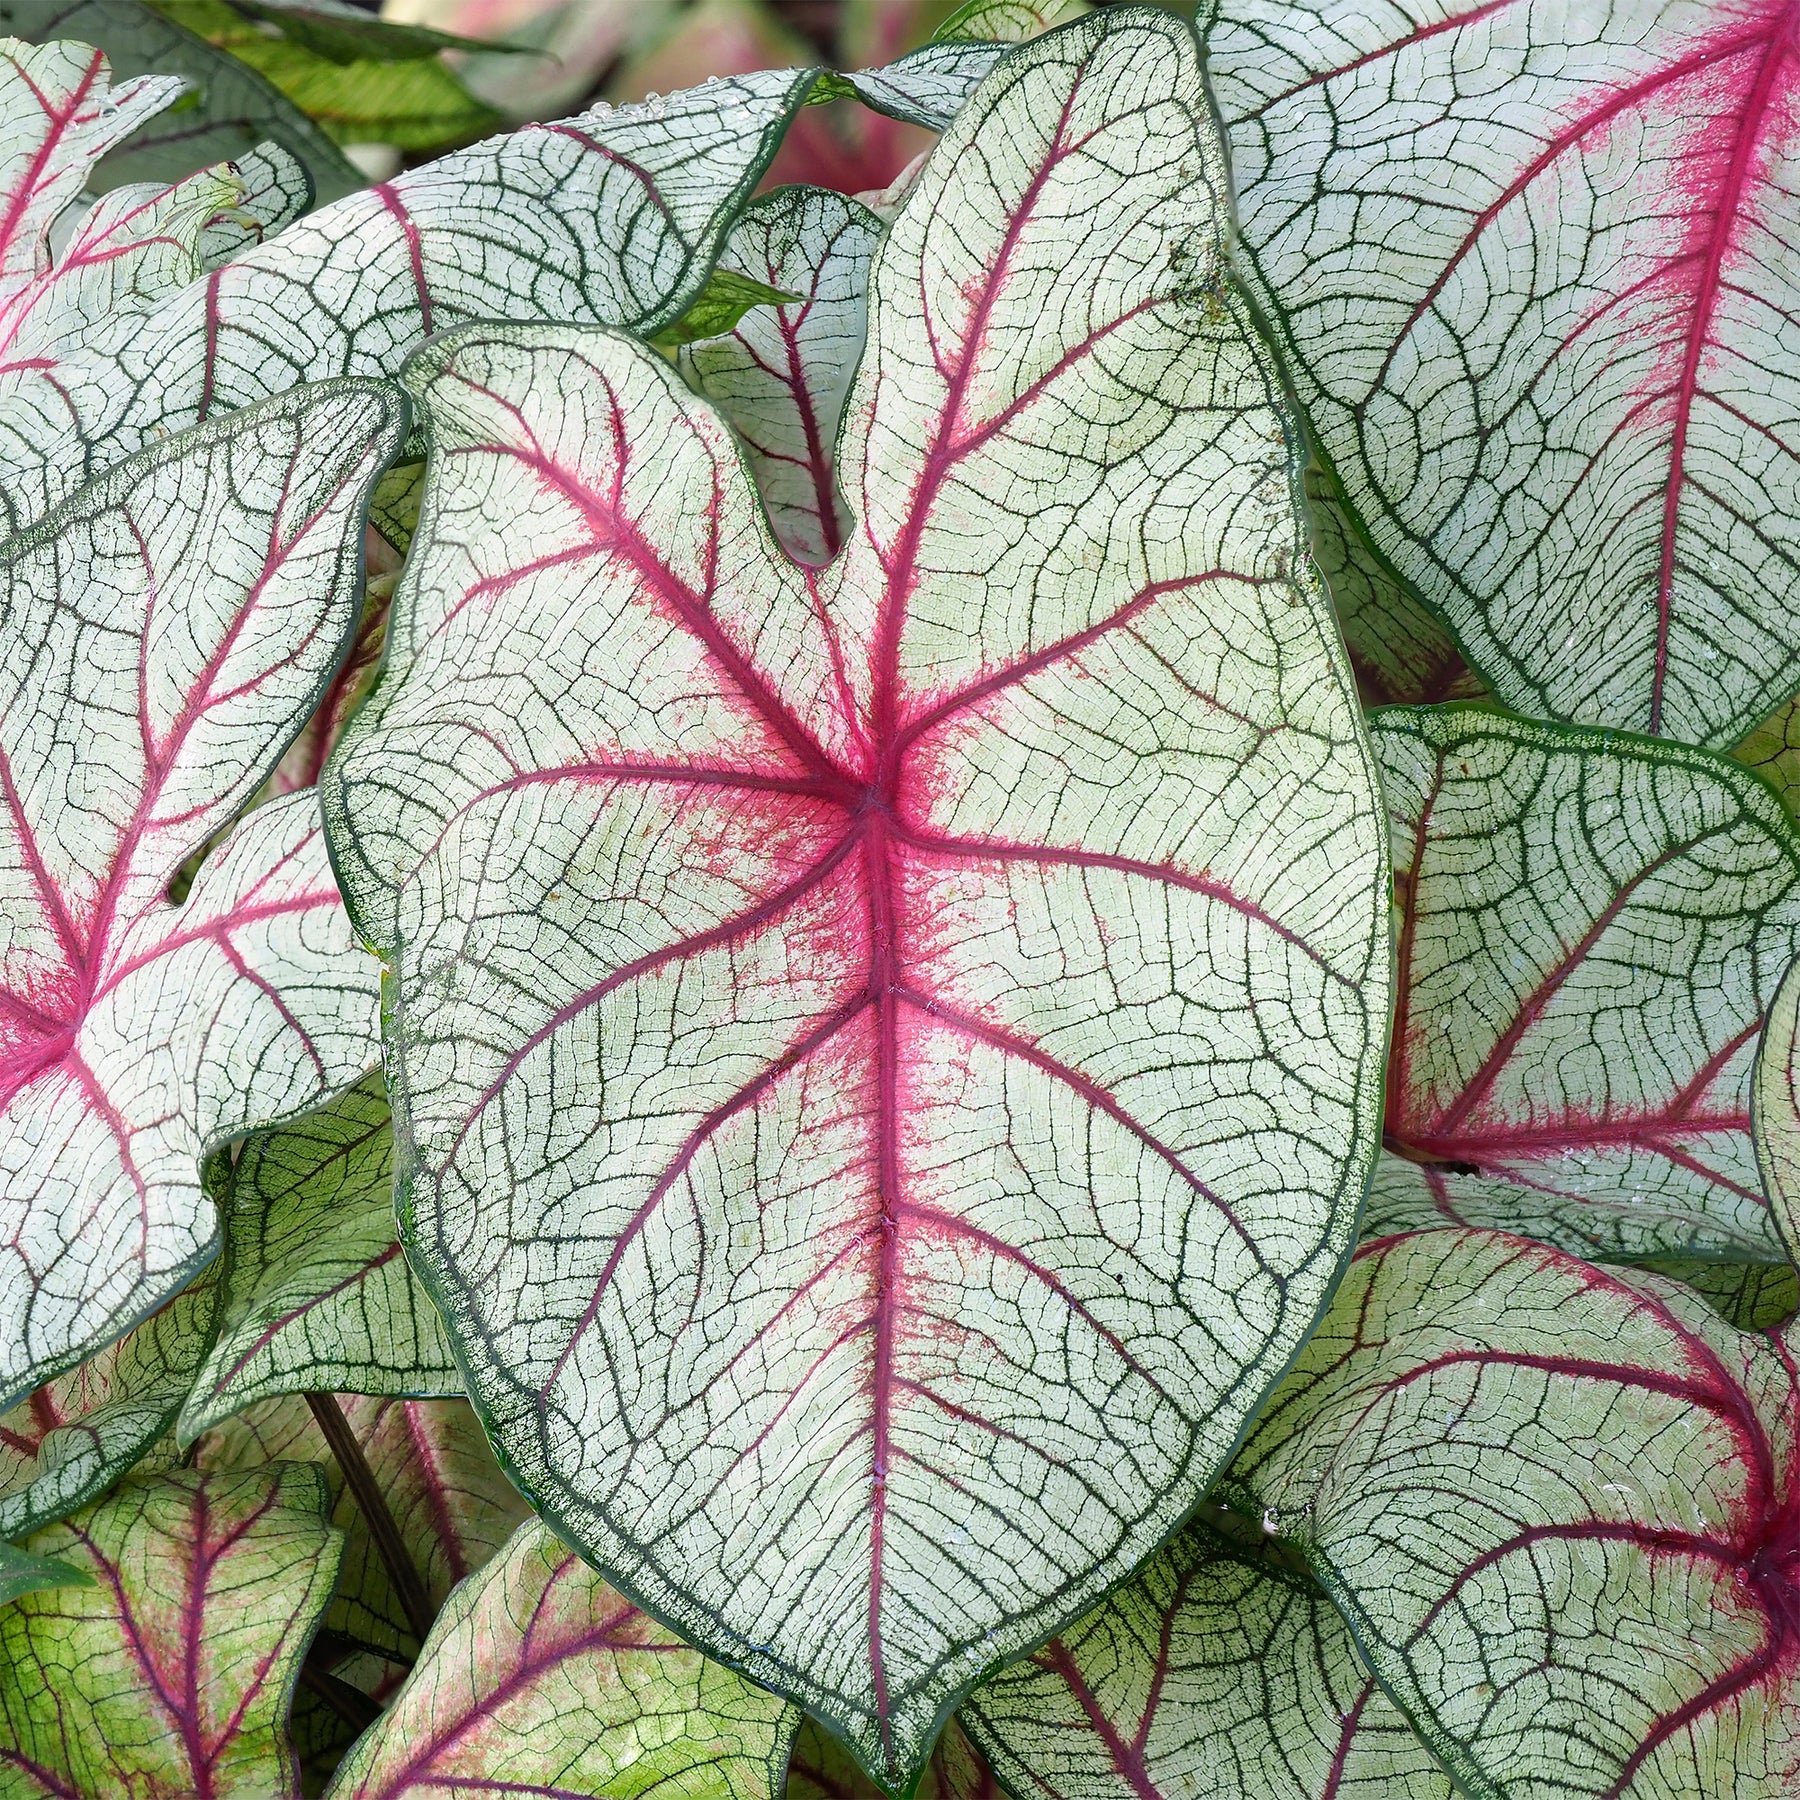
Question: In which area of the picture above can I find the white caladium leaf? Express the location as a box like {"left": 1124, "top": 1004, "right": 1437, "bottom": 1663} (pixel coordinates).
{"left": 961, "top": 1517, "right": 1451, "bottom": 1800}
{"left": 0, "top": 1262, "right": 215, "bottom": 1540}
{"left": 0, "top": 63, "right": 823, "bottom": 538}
{"left": 0, "top": 381, "right": 399, "bottom": 1410}
{"left": 837, "top": 40, "right": 1010, "bottom": 129}
{"left": 1208, "top": 0, "right": 1800, "bottom": 747}
{"left": 679, "top": 185, "right": 881, "bottom": 565}
{"left": 1232, "top": 1228, "right": 1800, "bottom": 1797}
{"left": 326, "top": 1515, "right": 799, "bottom": 1800}
{"left": 0, "top": 35, "right": 183, "bottom": 300}
{"left": 325, "top": 11, "right": 1388, "bottom": 1782}
{"left": 1370, "top": 705, "right": 1800, "bottom": 1265}
{"left": 180, "top": 1075, "right": 460, "bottom": 1438}
{"left": 0, "top": 1464, "right": 342, "bottom": 1800}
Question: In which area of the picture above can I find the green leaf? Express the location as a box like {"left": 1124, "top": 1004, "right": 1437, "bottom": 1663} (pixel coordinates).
{"left": 6, "top": 0, "right": 365, "bottom": 201}
{"left": 1736, "top": 691, "right": 1800, "bottom": 823}
{"left": 325, "top": 12, "right": 1388, "bottom": 1784}
{"left": 787, "top": 1716, "right": 999, "bottom": 1800}
{"left": 961, "top": 1516, "right": 1451, "bottom": 1800}
{"left": 179, "top": 1075, "right": 461, "bottom": 1439}
{"left": 1231, "top": 1227, "right": 1800, "bottom": 1798}
{"left": 678, "top": 184, "right": 882, "bottom": 563}
{"left": 0, "top": 1464, "right": 342, "bottom": 1799}
{"left": 0, "top": 1266, "right": 217, "bottom": 1541}
{"left": 0, "top": 1541, "right": 89, "bottom": 1606}
{"left": 1371, "top": 705, "right": 1800, "bottom": 1265}
{"left": 1207, "top": 1, "right": 1800, "bottom": 746}
{"left": 0, "top": 56, "right": 821, "bottom": 537}
{"left": 650, "top": 265, "right": 802, "bottom": 351}
{"left": 224, "top": 0, "right": 535, "bottom": 65}
{"left": 1632, "top": 1256, "right": 1800, "bottom": 1332}
{"left": 0, "top": 380, "right": 399, "bottom": 1410}
{"left": 1754, "top": 952, "right": 1800, "bottom": 1266}
{"left": 931, "top": 0, "right": 1089, "bottom": 44}
{"left": 325, "top": 1515, "right": 798, "bottom": 1800}
{"left": 198, "top": 1394, "right": 529, "bottom": 1666}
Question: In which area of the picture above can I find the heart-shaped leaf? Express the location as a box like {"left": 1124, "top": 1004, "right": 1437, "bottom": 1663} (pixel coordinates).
{"left": 0, "top": 1263, "right": 216, "bottom": 1540}
{"left": 325, "top": 1515, "right": 799, "bottom": 1800}
{"left": 960, "top": 1515, "right": 1451, "bottom": 1800}
{"left": 198, "top": 1393, "right": 529, "bottom": 1666}
{"left": 325, "top": 10, "right": 1388, "bottom": 1782}
{"left": 1207, "top": 0, "right": 1800, "bottom": 746}
{"left": 679, "top": 185, "right": 882, "bottom": 565}
{"left": 1231, "top": 1228, "right": 1800, "bottom": 1798}
{"left": 0, "top": 59, "right": 820, "bottom": 537}
{"left": 15, "top": 0, "right": 366, "bottom": 200}
{"left": 0, "top": 379, "right": 400, "bottom": 1409}
{"left": 180, "top": 1075, "right": 459, "bottom": 1437}
{"left": 1370, "top": 705, "right": 1800, "bottom": 1265}
{"left": 0, "top": 1463, "right": 342, "bottom": 1799}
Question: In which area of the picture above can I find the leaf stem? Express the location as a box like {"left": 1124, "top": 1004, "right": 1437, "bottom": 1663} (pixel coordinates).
{"left": 304, "top": 1392, "right": 436, "bottom": 1645}
{"left": 298, "top": 1660, "right": 385, "bottom": 1732}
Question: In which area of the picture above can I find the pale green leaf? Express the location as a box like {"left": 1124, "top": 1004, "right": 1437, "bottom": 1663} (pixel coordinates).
{"left": 1207, "top": 0, "right": 1800, "bottom": 745}
{"left": 0, "top": 1264, "right": 217, "bottom": 1541}
{"left": 932, "top": 0, "right": 1089, "bottom": 44}
{"left": 0, "top": 1540, "right": 88, "bottom": 1605}
{"left": 198, "top": 1393, "right": 528, "bottom": 1666}
{"left": 1753, "top": 953, "right": 1800, "bottom": 1266}
{"left": 7, "top": 0, "right": 365, "bottom": 200}
{"left": 1231, "top": 1228, "right": 1800, "bottom": 1798}
{"left": 325, "top": 1515, "right": 798, "bottom": 1800}
{"left": 324, "top": 11, "right": 1388, "bottom": 1783}
{"left": 0, "top": 1463, "right": 342, "bottom": 1799}
{"left": 962, "top": 1516, "right": 1452, "bottom": 1800}
{"left": 1736, "top": 691, "right": 1800, "bottom": 823}
{"left": 650, "top": 264, "right": 801, "bottom": 351}
{"left": 787, "top": 1716, "right": 999, "bottom": 1800}
{"left": 679, "top": 184, "right": 882, "bottom": 564}
{"left": 1371, "top": 705, "right": 1800, "bottom": 1265}
{"left": 180, "top": 1075, "right": 461, "bottom": 1438}
{"left": 0, "top": 381, "right": 398, "bottom": 1410}
{"left": 1632, "top": 1256, "right": 1799, "bottom": 1332}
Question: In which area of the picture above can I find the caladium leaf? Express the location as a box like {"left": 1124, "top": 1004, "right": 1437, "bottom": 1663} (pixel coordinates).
{"left": 679, "top": 185, "right": 881, "bottom": 564}
{"left": 0, "top": 1464, "right": 341, "bottom": 1799}
{"left": 651, "top": 266, "right": 800, "bottom": 351}
{"left": 1372, "top": 705, "right": 1800, "bottom": 1265}
{"left": 1737, "top": 691, "right": 1800, "bottom": 822}
{"left": 180, "top": 1075, "right": 460, "bottom": 1438}
{"left": 325, "top": 1515, "right": 799, "bottom": 1800}
{"left": 0, "top": 1263, "right": 216, "bottom": 1540}
{"left": 0, "top": 380, "right": 399, "bottom": 1409}
{"left": 325, "top": 11, "right": 1388, "bottom": 1782}
{"left": 961, "top": 1517, "right": 1451, "bottom": 1800}
{"left": 0, "top": 1540, "right": 87, "bottom": 1605}
{"left": 11, "top": 0, "right": 365, "bottom": 201}
{"left": 198, "top": 1394, "right": 529, "bottom": 1664}
{"left": 1232, "top": 1228, "right": 1800, "bottom": 1798}
{"left": 1208, "top": 0, "right": 1800, "bottom": 747}
{"left": 1636, "top": 1255, "right": 1799, "bottom": 1332}
{"left": 1754, "top": 953, "right": 1800, "bottom": 1261}
{"left": 836, "top": 39, "right": 1009, "bottom": 130}
{"left": 0, "top": 60, "right": 822, "bottom": 538}
{"left": 932, "top": 0, "right": 1090, "bottom": 43}
{"left": 787, "top": 1717, "right": 999, "bottom": 1800}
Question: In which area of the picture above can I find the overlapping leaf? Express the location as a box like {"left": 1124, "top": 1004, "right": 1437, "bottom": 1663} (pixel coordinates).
{"left": 680, "top": 185, "right": 881, "bottom": 564}
{"left": 0, "top": 1262, "right": 214, "bottom": 1539}
{"left": 181, "top": 1075, "right": 459, "bottom": 1436}
{"left": 1207, "top": 0, "right": 1800, "bottom": 746}
{"left": 1753, "top": 953, "right": 1800, "bottom": 1261}
{"left": 326, "top": 1515, "right": 798, "bottom": 1800}
{"left": 1370, "top": 705, "right": 1800, "bottom": 1264}
{"left": 0, "top": 380, "right": 398, "bottom": 1409}
{"left": 1232, "top": 1228, "right": 1800, "bottom": 1797}
{"left": 0, "top": 1464, "right": 341, "bottom": 1799}
{"left": 0, "top": 1540, "right": 86, "bottom": 1605}
{"left": 961, "top": 1515, "right": 1451, "bottom": 1800}
{"left": 326, "top": 10, "right": 1387, "bottom": 1781}
{"left": 787, "top": 1716, "right": 1000, "bottom": 1800}
{"left": 12, "top": 0, "right": 365, "bottom": 200}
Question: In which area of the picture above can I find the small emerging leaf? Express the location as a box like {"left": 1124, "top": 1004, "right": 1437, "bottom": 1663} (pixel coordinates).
{"left": 180, "top": 1074, "right": 461, "bottom": 1439}
{"left": 0, "top": 1539, "right": 88, "bottom": 1606}
{"left": 0, "top": 1464, "right": 342, "bottom": 1800}
{"left": 650, "top": 265, "right": 802, "bottom": 350}
{"left": 325, "top": 1515, "right": 798, "bottom": 1800}
{"left": 1372, "top": 705, "right": 1800, "bottom": 1265}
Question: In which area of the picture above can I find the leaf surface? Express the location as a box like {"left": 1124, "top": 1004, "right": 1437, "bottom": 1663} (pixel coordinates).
{"left": 13, "top": 0, "right": 364, "bottom": 200}
{"left": 0, "top": 1264, "right": 215, "bottom": 1539}
{"left": 325, "top": 1515, "right": 797, "bottom": 1800}
{"left": 181, "top": 1075, "right": 459, "bottom": 1437}
{"left": 1233, "top": 1228, "right": 1800, "bottom": 1798}
{"left": 1373, "top": 705, "right": 1800, "bottom": 1264}
{"left": 0, "top": 1464, "right": 341, "bottom": 1800}
{"left": 1208, "top": 0, "right": 1800, "bottom": 745}
{"left": 198, "top": 1393, "right": 529, "bottom": 1664}
{"left": 326, "top": 11, "right": 1388, "bottom": 1782}
{"left": 786, "top": 1716, "right": 999, "bottom": 1800}
{"left": 680, "top": 184, "right": 881, "bottom": 564}
{"left": 0, "top": 381, "right": 398, "bottom": 1408}
{"left": 961, "top": 1517, "right": 1451, "bottom": 1800}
